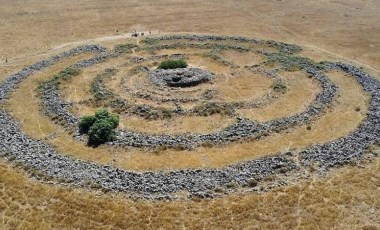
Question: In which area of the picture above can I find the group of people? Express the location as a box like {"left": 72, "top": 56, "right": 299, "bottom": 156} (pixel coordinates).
{"left": 131, "top": 30, "right": 153, "bottom": 37}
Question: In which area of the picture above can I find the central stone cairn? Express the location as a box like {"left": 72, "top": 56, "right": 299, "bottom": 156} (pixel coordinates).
{"left": 149, "top": 68, "right": 214, "bottom": 87}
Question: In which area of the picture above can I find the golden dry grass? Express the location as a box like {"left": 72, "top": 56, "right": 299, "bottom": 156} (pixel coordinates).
{"left": 237, "top": 70, "right": 319, "bottom": 121}
{"left": 1, "top": 0, "right": 379, "bottom": 70}
{"left": 212, "top": 68, "right": 273, "bottom": 103}
{"left": 1, "top": 0, "right": 380, "bottom": 229}
{"left": 0, "top": 154, "right": 379, "bottom": 229}
{"left": 60, "top": 55, "right": 133, "bottom": 102}
{"left": 5, "top": 54, "right": 93, "bottom": 138}
{"left": 221, "top": 49, "right": 265, "bottom": 67}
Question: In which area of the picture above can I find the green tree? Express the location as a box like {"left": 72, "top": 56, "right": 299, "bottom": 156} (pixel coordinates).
{"left": 88, "top": 119, "right": 117, "bottom": 144}
{"left": 78, "top": 115, "right": 96, "bottom": 133}
{"left": 78, "top": 109, "right": 120, "bottom": 145}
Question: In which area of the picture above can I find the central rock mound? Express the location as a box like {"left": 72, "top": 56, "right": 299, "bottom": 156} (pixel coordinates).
{"left": 149, "top": 68, "right": 214, "bottom": 87}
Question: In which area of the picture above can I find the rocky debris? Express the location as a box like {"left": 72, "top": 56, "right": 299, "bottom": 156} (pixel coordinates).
{"left": 202, "top": 89, "right": 217, "bottom": 100}
{"left": 130, "top": 56, "right": 147, "bottom": 63}
{"left": 149, "top": 68, "right": 214, "bottom": 87}
{"left": 91, "top": 68, "right": 117, "bottom": 100}
{"left": 0, "top": 38, "right": 379, "bottom": 199}
{"left": 38, "top": 39, "right": 292, "bottom": 120}
{"left": 40, "top": 81, "right": 79, "bottom": 126}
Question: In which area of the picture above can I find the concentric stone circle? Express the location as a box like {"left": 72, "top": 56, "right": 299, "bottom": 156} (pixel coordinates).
{"left": 0, "top": 34, "right": 379, "bottom": 200}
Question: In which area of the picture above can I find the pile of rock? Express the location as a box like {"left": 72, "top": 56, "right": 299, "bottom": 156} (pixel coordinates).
{"left": 149, "top": 68, "right": 214, "bottom": 87}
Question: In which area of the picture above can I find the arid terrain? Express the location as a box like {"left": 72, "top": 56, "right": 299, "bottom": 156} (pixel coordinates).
{"left": 0, "top": 0, "right": 379, "bottom": 229}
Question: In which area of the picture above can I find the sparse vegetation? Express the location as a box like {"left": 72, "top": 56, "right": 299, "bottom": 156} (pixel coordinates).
{"left": 55, "top": 67, "right": 81, "bottom": 80}
{"left": 114, "top": 43, "right": 138, "bottom": 53}
{"left": 158, "top": 59, "right": 188, "bottom": 69}
{"left": 265, "top": 53, "right": 325, "bottom": 71}
{"left": 272, "top": 81, "right": 287, "bottom": 93}
{"left": 91, "top": 68, "right": 116, "bottom": 100}
{"left": 193, "top": 102, "right": 235, "bottom": 116}
{"left": 247, "top": 179, "right": 258, "bottom": 187}
{"left": 203, "top": 49, "right": 239, "bottom": 68}
{"left": 141, "top": 37, "right": 160, "bottom": 46}
{"left": 37, "top": 67, "right": 81, "bottom": 94}
{"left": 266, "top": 40, "right": 302, "bottom": 54}
{"left": 226, "top": 181, "right": 237, "bottom": 188}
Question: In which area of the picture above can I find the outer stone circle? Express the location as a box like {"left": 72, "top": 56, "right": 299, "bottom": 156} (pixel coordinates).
{"left": 149, "top": 67, "right": 214, "bottom": 87}
{"left": 1, "top": 36, "right": 380, "bottom": 200}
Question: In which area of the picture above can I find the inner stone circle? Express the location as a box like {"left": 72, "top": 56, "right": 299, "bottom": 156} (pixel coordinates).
{"left": 149, "top": 67, "right": 214, "bottom": 87}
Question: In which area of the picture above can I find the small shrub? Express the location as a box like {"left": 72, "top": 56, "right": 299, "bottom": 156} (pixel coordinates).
{"left": 266, "top": 40, "right": 302, "bottom": 54}
{"left": 265, "top": 52, "right": 324, "bottom": 71}
{"left": 114, "top": 43, "right": 138, "bottom": 53}
{"left": 214, "top": 187, "right": 224, "bottom": 193}
{"left": 57, "top": 67, "right": 81, "bottom": 80}
{"left": 247, "top": 179, "right": 258, "bottom": 188}
{"left": 193, "top": 102, "right": 235, "bottom": 116}
{"left": 201, "top": 141, "right": 214, "bottom": 148}
{"left": 272, "top": 82, "right": 287, "bottom": 94}
{"left": 78, "top": 115, "right": 96, "bottom": 133}
{"left": 158, "top": 59, "right": 188, "bottom": 69}
{"left": 226, "top": 181, "right": 237, "bottom": 189}
{"left": 141, "top": 37, "right": 159, "bottom": 45}
{"left": 106, "top": 114, "right": 120, "bottom": 129}
{"left": 159, "top": 108, "right": 173, "bottom": 119}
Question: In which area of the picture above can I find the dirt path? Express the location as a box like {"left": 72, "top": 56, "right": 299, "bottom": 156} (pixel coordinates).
{"left": 3, "top": 30, "right": 378, "bottom": 78}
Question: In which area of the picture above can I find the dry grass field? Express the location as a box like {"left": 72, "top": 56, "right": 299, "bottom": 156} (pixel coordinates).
{"left": 0, "top": 155, "right": 379, "bottom": 229}
{"left": 1, "top": 0, "right": 380, "bottom": 229}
